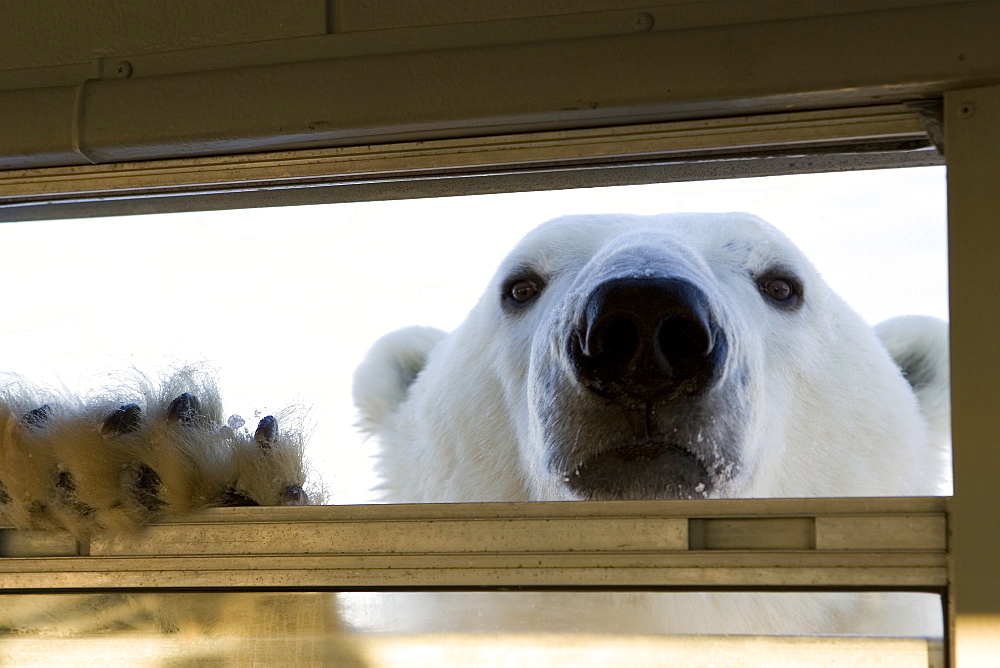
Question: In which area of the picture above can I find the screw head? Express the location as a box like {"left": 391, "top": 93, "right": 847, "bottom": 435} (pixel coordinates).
{"left": 634, "top": 12, "right": 654, "bottom": 32}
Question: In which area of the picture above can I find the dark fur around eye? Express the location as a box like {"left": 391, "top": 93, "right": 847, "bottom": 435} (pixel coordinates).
{"left": 501, "top": 270, "right": 546, "bottom": 310}
{"left": 756, "top": 269, "right": 803, "bottom": 310}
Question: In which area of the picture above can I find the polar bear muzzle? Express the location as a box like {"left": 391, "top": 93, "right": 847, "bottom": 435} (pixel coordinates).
{"left": 538, "top": 246, "right": 744, "bottom": 501}
{"left": 568, "top": 276, "right": 727, "bottom": 404}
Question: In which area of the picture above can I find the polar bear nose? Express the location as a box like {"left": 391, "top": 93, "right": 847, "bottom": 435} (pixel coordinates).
{"left": 570, "top": 277, "right": 726, "bottom": 401}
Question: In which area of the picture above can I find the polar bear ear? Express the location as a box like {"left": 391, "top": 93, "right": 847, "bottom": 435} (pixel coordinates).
{"left": 353, "top": 326, "right": 447, "bottom": 435}
{"left": 874, "top": 315, "right": 950, "bottom": 444}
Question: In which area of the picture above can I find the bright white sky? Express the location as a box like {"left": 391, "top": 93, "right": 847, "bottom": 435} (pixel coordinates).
{"left": 0, "top": 166, "right": 947, "bottom": 503}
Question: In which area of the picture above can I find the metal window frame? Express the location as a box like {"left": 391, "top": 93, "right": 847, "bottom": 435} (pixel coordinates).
{"left": 0, "top": 103, "right": 940, "bottom": 223}
{"left": 1, "top": 497, "right": 947, "bottom": 594}
{"left": 0, "top": 94, "right": 989, "bottom": 668}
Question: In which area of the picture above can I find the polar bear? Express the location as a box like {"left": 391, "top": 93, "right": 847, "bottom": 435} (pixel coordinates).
{"left": 353, "top": 212, "right": 950, "bottom": 635}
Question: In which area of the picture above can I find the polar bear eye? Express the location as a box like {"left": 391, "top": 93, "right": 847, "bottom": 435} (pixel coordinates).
{"left": 510, "top": 279, "right": 541, "bottom": 304}
{"left": 757, "top": 272, "right": 803, "bottom": 308}
{"left": 764, "top": 278, "right": 793, "bottom": 301}
{"left": 502, "top": 268, "right": 547, "bottom": 311}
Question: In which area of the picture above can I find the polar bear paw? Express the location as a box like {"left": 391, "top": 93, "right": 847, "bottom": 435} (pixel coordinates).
{"left": 0, "top": 367, "right": 320, "bottom": 536}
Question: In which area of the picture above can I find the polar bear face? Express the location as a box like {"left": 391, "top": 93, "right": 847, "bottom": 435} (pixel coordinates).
{"left": 354, "top": 213, "right": 948, "bottom": 503}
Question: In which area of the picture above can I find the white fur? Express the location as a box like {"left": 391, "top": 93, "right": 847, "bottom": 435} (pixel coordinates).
{"left": 0, "top": 369, "right": 332, "bottom": 651}
{"left": 0, "top": 367, "right": 321, "bottom": 537}
{"left": 354, "top": 212, "right": 951, "bottom": 635}
{"left": 875, "top": 314, "right": 952, "bottom": 491}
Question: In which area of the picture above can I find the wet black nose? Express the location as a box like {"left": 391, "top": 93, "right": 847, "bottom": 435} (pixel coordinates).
{"left": 569, "top": 277, "right": 726, "bottom": 402}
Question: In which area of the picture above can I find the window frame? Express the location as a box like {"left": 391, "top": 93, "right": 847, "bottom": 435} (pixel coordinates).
{"left": 0, "top": 102, "right": 960, "bottom": 662}
{"left": 0, "top": 104, "right": 940, "bottom": 223}
{"left": 1, "top": 1, "right": 997, "bottom": 660}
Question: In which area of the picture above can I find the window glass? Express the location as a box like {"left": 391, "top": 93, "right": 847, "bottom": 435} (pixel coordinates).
{"left": 0, "top": 591, "right": 944, "bottom": 666}
{"left": 0, "top": 167, "right": 947, "bottom": 503}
